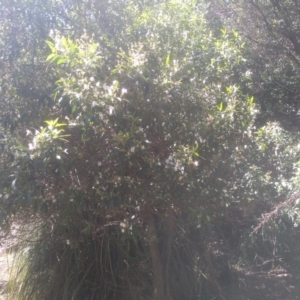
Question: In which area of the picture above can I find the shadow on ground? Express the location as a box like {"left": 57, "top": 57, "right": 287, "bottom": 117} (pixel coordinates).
{"left": 225, "top": 268, "right": 300, "bottom": 300}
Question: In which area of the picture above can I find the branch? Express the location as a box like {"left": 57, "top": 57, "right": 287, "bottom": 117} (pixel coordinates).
{"left": 252, "top": 192, "right": 300, "bottom": 234}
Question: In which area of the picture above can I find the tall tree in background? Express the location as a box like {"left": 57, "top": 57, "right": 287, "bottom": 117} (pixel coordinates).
{"left": 208, "top": 0, "right": 300, "bottom": 130}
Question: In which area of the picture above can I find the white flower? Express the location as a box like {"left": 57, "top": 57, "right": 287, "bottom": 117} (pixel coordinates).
{"left": 108, "top": 106, "right": 115, "bottom": 115}
{"left": 121, "top": 88, "right": 128, "bottom": 95}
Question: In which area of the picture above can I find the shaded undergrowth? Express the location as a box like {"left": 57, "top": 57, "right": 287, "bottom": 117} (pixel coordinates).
{"left": 4, "top": 198, "right": 300, "bottom": 300}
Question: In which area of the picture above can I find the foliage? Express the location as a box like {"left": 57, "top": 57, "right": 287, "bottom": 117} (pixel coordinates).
{"left": 206, "top": 0, "right": 300, "bottom": 276}
{"left": 1, "top": 0, "right": 300, "bottom": 299}
{"left": 208, "top": 0, "right": 300, "bottom": 130}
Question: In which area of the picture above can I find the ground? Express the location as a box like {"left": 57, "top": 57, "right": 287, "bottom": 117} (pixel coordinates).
{"left": 232, "top": 268, "right": 300, "bottom": 300}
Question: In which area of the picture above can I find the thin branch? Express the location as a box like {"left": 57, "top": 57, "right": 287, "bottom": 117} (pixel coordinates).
{"left": 252, "top": 192, "right": 300, "bottom": 234}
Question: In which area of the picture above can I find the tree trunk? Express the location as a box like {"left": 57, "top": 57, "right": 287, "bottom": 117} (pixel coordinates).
{"left": 146, "top": 210, "right": 165, "bottom": 300}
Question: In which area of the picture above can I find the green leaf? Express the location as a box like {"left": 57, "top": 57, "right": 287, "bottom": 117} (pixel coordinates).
{"left": 57, "top": 58, "right": 68, "bottom": 65}
{"left": 232, "top": 29, "right": 238, "bottom": 38}
{"left": 221, "top": 28, "right": 227, "bottom": 37}
{"left": 61, "top": 36, "right": 68, "bottom": 49}
{"left": 218, "top": 102, "right": 223, "bottom": 112}
{"left": 89, "top": 43, "right": 98, "bottom": 52}
{"left": 72, "top": 105, "right": 77, "bottom": 114}
{"left": 46, "top": 53, "right": 57, "bottom": 62}
{"left": 226, "top": 86, "right": 233, "bottom": 94}
{"left": 165, "top": 53, "right": 170, "bottom": 67}
{"left": 16, "top": 144, "right": 29, "bottom": 152}
{"left": 55, "top": 123, "right": 67, "bottom": 127}
{"left": 45, "top": 40, "right": 55, "bottom": 52}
